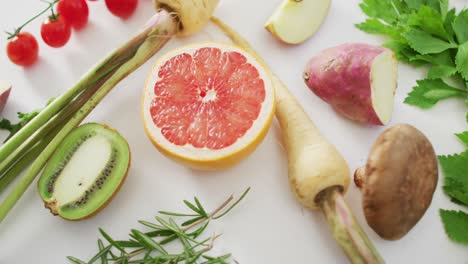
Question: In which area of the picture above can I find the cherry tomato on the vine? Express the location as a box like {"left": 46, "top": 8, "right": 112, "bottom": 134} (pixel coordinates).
{"left": 41, "top": 15, "right": 72, "bottom": 48}
{"left": 57, "top": 0, "right": 89, "bottom": 30}
{"left": 6, "top": 32, "right": 39, "bottom": 67}
{"left": 105, "top": 0, "right": 138, "bottom": 19}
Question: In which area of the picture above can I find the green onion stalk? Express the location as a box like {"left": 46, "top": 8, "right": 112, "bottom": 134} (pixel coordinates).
{"left": 0, "top": 9, "right": 178, "bottom": 222}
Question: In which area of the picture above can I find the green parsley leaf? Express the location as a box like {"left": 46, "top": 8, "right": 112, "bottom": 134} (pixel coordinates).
{"left": 444, "top": 8, "right": 457, "bottom": 40}
{"left": 456, "top": 131, "right": 468, "bottom": 146}
{"left": 407, "top": 6, "right": 450, "bottom": 41}
{"left": 453, "top": 9, "right": 468, "bottom": 44}
{"left": 403, "top": 28, "right": 457, "bottom": 54}
{"left": 359, "top": 0, "right": 399, "bottom": 25}
{"left": 355, "top": 18, "right": 402, "bottom": 39}
{"left": 440, "top": 210, "right": 468, "bottom": 244}
{"left": 427, "top": 65, "right": 458, "bottom": 79}
{"left": 456, "top": 42, "right": 468, "bottom": 80}
{"left": 439, "top": 150, "right": 468, "bottom": 205}
{"left": 383, "top": 40, "right": 413, "bottom": 62}
{"left": 404, "top": 79, "right": 466, "bottom": 108}
{"left": 439, "top": 0, "right": 449, "bottom": 19}
{"left": 0, "top": 110, "right": 40, "bottom": 143}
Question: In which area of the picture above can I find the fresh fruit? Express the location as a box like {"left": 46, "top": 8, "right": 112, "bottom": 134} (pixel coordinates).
{"left": 6, "top": 32, "right": 39, "bottom": 67}
{"left": 0, "top": 81, "right": 11, "bottom": 114}
{"left": 105, "top": 0, "right": 138, "bottom": 19}
{"left": 304, "top": 43, "right": 398, "bottom": 125}
{"left": 40, "top": 15, "right": 72, "bottom": 48}
{"left": 37, "top": 123, "right": 130, "bottom": 220}
{"left": 142, "top": 42, "right": 275, "bottom": 170}
{"left": 57, "top": 0, "right": 89, "bottom": 30}
{"left": 265, "top": 0, "right": 331, "bottom": 44}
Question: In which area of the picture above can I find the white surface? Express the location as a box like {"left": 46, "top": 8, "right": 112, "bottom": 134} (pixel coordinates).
{"left": 0, "top": 0, "right": 467, "bottom": 263}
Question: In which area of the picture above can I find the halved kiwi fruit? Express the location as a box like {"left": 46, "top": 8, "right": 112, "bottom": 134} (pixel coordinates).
{"left": 37, "top": 123, "right": 130, "bottom": 220}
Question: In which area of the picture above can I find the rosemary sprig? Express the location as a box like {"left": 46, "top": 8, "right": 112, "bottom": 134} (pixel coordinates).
{"left": 67, "top": 188, "right": 250, "bottom": 264}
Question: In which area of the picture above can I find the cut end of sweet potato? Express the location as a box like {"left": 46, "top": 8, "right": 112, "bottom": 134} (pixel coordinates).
{"left": 0, "top": 81, "right": 12, "bottom": 114}
{"left": 370, "top": 50, "right": 398, "bottom": 125}
{"left": 265, "top": 0, "right": 331, "bottom": 45}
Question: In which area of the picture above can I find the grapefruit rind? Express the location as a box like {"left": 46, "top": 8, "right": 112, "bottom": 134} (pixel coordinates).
{"left": 142, "top": 42, "right": 275, "bottom": 170}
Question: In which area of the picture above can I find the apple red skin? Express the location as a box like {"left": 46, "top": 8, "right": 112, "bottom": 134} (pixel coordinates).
{"left": 304, "top": 43, "right": 389, "bottom": 125}
{"left": 0, "top": 86, "right": 11, "bottom": 114}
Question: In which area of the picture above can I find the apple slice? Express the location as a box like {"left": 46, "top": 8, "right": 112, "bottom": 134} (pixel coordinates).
{"left": 0, "top": 81, "right": 12, "bottom": 114}
{"left": 265, "top": 0, "right": 331, "bottom": 45}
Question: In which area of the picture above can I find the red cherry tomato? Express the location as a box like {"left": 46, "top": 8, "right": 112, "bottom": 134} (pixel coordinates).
{"left": 41, "top": 15, "right": 72, "bottom": 48}
{"left": 105, "top": 0, "right": 138, "bottom": 19}
{"left": 6, "top": 32, "right": 39, "bottom": 67}
{"left": 57, "top": 0, "right": 89, "bottom": 30}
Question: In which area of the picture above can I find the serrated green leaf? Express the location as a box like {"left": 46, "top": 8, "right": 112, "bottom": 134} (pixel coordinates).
{"left": 404, "top": 79, "right": 466, "bottom": 108}
{"left": 440, "top": 210, "right": 468, "bottom": 244}
{"left": 359, "top": 0, "right": 399, "bottom": 25}
{"left": 403, "top": 28, "right": 457, "bottom": 54}
{"left": 453, "top": 9, "right": 468, "bottom": 44}
{"left": 407, "top": 6, "right": 450, "bottom": 41}
{"left": 444, "top": 8, "right": 457, "bottom": 40}
{"left": 439, "top": 0, "right": 448, "bottom": 19}
{"left": 456, "top": 132, "right": 468, "bottom": 146}
{"left": 383, "top": 40, "right": 412, "bottom": 62}
{"left": 456, "top": 42, "right": 468, "bottom": 80}
{"left": 403, "top": 0, "right": 424, "bottom": 10}
{"left": 427, "top": 65, "right": 457, "bottom": 79}
{"left": 355, "top": 18, "right": 402, "bottom": 39}
{"left": 439, "top": 151, "right": 468, "bottom": 205}
{"left": 409, "top": 50, "right": 454, "bottom": 66}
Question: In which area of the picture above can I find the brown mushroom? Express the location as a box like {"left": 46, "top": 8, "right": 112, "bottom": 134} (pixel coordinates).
{"left": 354, "top": 123, "right": 438, "bottom": 240}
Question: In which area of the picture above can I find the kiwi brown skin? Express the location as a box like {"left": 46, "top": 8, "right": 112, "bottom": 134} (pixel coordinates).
{"left": 38, "top": 123, "right": 131, "bottom": 221}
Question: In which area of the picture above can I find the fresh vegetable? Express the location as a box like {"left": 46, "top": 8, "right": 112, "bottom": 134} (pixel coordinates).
{"left": 105, "top": 0, "right": 138, "bottom": 19}
{"left": 439, "top": 132, "right": 468, "bottom": 245}
{"left": 6, "top": 32, "right": 39, "bottom": 67}
{"left": 354, "top": 124, "right": 438, "bottom": 240}
{"left": 356, "top": 0, "right": 468, "bottom": 245}
{"left": 37, "top": 123, "right": 130, "bottom": 220}
{"left": 40, "top": 14, "right": 72, "bottom": 48}
{"left": 142, "top": 42, "right": 275, "bottom": 170}
{"left": 304, "top": 43, "right": 398, "bottom": 125}
{"left": 66, "top": 188, "right": 249, "bottom": 263}
{"left": 265, "top": 0, "right": 331, "bottom": 44}
{"left": 0, "top": 9, "right": 178, "bottom": 223}
{"left": 0, "top": 107, "right": 41, "bottom": 143}
{"left": 153, "top": 0, "right": 219, "bottom": 36}
{"left": 212, "top": 17, "right": 383, "bottom": 263}
{"left": 57, "top": 0, "right": 89, "bottom": 30}
{"left": 356, "top": 0, "right": 468, "bottom": 118}
{"left": 0, "top": 81, "right": 12, "bottom": 114}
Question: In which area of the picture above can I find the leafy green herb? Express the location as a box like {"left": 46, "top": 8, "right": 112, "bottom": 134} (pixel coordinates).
{"left": 440, "top": 210, "right": 468, "bottom": 244}
{"left": 438, "top": 133, "right": 468, "bottom": 244}
{"left": 67, "top": 188, "right": 250, "bottom": 264}
{"left": 0, "top": 110, "right": 40, "bottom": 143}
{"left": 357, "top": 0, "right": 468, "bottom": 111}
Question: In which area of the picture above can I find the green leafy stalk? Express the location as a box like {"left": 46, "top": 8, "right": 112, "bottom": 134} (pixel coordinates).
{"left": 0, "top": 10, "right": 178, "bottom": 223}
{"left": 67, "top": 188, "right": 249, "bottom": 264}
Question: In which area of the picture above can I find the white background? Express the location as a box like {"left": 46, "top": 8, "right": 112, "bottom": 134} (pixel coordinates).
{"left": 1, "top": 0, "right": 468, "bottom": 263}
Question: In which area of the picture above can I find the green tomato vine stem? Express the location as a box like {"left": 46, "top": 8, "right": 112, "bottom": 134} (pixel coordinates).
{"left": 0, "top": 10, "right": 178, "bottom": 223}
{"left": 6, "top": 0, "right": 59, "bottom": 39}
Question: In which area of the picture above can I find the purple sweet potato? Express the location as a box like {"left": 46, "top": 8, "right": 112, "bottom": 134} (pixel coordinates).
{"left": 304, "top": 43, "right": 398, "bottom": 125}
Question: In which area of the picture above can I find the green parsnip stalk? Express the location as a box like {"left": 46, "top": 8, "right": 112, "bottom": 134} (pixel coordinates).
{"left": 0, "top": 10, "right": 178, "bottom": 223}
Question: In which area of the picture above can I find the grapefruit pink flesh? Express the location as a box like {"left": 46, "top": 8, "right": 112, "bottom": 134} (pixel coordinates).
{"left": 149, "top": 47, "right": 266, "bottom": 150}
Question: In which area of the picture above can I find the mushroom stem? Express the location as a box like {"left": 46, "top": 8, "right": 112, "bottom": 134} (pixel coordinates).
{"left": 354, "top": 167, "right": 365, "bottom": 188}
{"left": 317, "top": 187, "right": 384, "bottom": 264}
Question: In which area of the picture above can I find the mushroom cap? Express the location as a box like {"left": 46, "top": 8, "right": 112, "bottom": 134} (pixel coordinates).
{"left": 360, "top": 124, "right": 438, "bottom": 240}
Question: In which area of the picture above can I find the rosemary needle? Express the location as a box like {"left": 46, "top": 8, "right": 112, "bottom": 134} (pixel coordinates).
{"left": 67, "top": 188, "right": 250, "bottom": 264}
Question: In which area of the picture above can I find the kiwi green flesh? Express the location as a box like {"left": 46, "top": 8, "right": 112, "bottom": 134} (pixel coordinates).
{"left": 38, "top": 123, "right": 130, "bottom": 220}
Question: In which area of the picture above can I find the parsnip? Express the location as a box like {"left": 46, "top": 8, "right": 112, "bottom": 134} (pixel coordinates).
{"left": 212, "top": 17, "right": 384, "bottom": 263}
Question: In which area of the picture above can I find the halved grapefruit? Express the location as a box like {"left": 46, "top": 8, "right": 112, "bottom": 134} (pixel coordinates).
{"left": 142, "top": 42, "right": 275, "bottom": 170}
